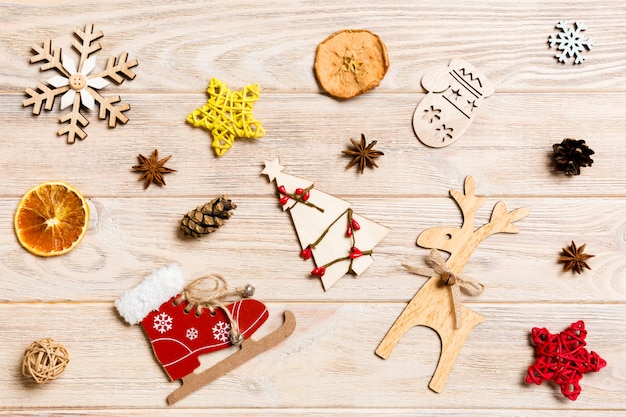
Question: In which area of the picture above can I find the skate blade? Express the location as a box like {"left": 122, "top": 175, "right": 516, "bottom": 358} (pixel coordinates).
{"left": 166, "top": 310, "right": 296, "bottom": 405}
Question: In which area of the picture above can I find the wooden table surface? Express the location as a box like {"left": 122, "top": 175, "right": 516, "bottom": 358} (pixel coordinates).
{"left": 1, "top": 1, "right": 625, "bottom": 415}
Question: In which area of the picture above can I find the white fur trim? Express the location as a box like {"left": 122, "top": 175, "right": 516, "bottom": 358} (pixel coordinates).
{"left": 115, "top": 264, "right": 184, "bottom": 325}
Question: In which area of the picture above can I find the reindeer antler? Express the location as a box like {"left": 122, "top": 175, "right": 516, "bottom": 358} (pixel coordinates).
{"left": 449, "top": 176, "right": 486, "bottom": 231}
{"left": 479, "top": 201, "right": 531, "bottom": 236}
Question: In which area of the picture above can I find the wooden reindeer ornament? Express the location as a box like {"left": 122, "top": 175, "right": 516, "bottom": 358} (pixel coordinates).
{"left": 375, "top": 176, "right": 529, "bottom": 392}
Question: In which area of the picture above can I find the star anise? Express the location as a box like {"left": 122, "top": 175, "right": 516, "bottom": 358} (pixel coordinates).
{"left": 342, "top": 134, "right": 384, "bottom": 174}
{"left": 132, "top": 149, "right": 176, "bottom": 188}
{"left": 558, "top": 241, "right": 594, "bottom": 274}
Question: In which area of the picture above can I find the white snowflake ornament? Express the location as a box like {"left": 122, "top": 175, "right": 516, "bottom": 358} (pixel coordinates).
{"left": 549, "top": 21, "right": 594, "bottom": 65}
{"left": 153, "top": 312, "right": 173, "bottom": 334}
{"left": 24, "top": 23, "right": 138, "bottom": 143}
{"left": 212, "top": 321, "right": 231, "bottom": 343}
{"left": 186, "top": 327, "right": 199, "bottom": 341}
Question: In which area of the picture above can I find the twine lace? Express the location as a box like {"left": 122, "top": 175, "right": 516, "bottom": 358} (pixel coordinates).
{"left": 402, "top": 249, "right": 484, "bottom": 328}
{"left": 174, "top": 274, "right": 254, "bottom": 345}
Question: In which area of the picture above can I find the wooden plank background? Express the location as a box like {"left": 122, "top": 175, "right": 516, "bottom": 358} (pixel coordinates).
{"left": 1, "top": 0, "right": 625, "bottom": 415}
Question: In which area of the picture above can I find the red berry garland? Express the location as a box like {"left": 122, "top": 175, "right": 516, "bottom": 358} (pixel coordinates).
{"left": 305, "top": 209, "right": 371, "bottom": 279}
{"left": 525, "top": 320, "right": 606, "bottom": 400}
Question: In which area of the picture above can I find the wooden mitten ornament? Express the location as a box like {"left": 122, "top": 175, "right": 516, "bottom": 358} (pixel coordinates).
{"left": 262, "top": 158, "right": 389, "bottom": 291}
{"left": 376, "top": 176, "right": 529, "bottom": 392}
{"left": 115, "top": 265, "right": 296, "bottom": 404}
{"left": 413, "top": 59, "right": 493, "bottom": 148}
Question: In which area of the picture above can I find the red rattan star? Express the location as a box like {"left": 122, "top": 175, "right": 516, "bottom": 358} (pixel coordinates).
{"left": 525, "top": 320, "right": 606, "bottom": 400}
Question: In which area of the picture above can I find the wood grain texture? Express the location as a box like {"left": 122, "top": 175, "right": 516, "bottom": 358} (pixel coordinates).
{"left": 0, "top": 0, "right": 625, "bottom": 415}
{"left": 0, "top": 303, "right": 623, "bottom": 409}
{"left": 3, "top": 92, "right": 626, "bottom": 197}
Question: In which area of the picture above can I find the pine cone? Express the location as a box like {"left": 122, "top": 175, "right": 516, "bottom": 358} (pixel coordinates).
{"left": 552, "top": 138, "right": 594, "bottom": 175}
{"left": 180, "top": 196, "right": 237, "bottom": 237}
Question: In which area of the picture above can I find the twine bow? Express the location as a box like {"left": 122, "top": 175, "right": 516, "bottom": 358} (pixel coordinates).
{"left": 174, "top": 274, "right": 255, "bottom": 345}
{"left": 402, "top": 249, "right": 484, "bottom": 328}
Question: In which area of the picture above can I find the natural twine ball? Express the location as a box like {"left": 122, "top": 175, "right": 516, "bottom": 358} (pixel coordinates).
{"left": 21, "top": 338, "right": 69, "bottom": 384}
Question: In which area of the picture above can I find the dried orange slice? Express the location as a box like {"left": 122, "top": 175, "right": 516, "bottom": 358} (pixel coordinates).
{"left": 314, "top": 29, "right": 390, "bottom": 99}
{"left": 14, "top": 181, "right": 89, "bottom": 257}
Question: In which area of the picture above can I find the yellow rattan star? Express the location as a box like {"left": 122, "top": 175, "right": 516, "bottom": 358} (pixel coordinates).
{"left": 187, "top": 78, "right": 265, "bottom": 156}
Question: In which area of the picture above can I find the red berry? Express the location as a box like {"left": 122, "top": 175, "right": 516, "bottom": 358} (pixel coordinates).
{"left": 280, "top": 195, "right": 290, "bottom": 205}
{"left": 278, "top": 185, "right": 287, "bottom": 194}
{"left": 351, "top": 218, "right": 361, "bottom": 231}
{"left": 302, "top": 191, "right": 310, "bottom": 201}
{"left": 345, "top": 224, "right": 352, "bottom": 238}
{"left": 311, "top": 266, "right": 326, "bottom": 277}
{"left": 349, "top": 247, "right": 363, "bottom": 259}
{"left": 300, "top": 247, "right": 312, "bottom": 260}
{"left": 295, "top": 188, "right": 304, "bottom": 195}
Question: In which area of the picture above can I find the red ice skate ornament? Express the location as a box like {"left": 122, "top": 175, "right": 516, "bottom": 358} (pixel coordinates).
{"left": 526, "top": 320, "right": 606, "bottom": 401}
{"left": 376, "top": 176, "right": 529, "bottom": 392}
{"left": 115, "top": 264, "right": 296, "bottom": 404}
{"left": 262, "top": 158, "right": 389, "bottom": 291}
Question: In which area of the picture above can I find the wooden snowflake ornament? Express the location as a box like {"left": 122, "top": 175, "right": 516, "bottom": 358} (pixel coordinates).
{"left": 24, "top": 23, "right": 138, "bottom": 143}
{"left": 262, "top": 158, "right": 389, "bottom": 291}
{"left": 376, "top": 176, "right": 530, "bottom": 392}
{"left": 187, "top": 78, "right": 265, "bottom": 156}
{"left": 526, "top": 320, "right": 606, "bottom": 400}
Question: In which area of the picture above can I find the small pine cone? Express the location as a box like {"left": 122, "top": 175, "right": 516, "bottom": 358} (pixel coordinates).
{"left": 181, "top": 196, "right": 237, "bottom": 237}
{"left": 552, "top": 138, "right": 594, "bottom": 176}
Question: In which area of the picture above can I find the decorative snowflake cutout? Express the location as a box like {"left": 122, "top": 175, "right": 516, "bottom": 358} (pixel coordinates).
{"left": 153, "top": 312, "right": 173, "bottom": 334}
{"left": 186, "top": 327, "right": 199, "bottom": 341}
{"left": 24, "top": 23, "right": 138, "bottom": 143}
{"left": 525, "top": 320, "right": 606, "bottom": 400}
{"left": 435, "top": 124, "right": 454, "bottom": 143}
{"left": 212, "top": 321, "right": 231, "bottom": 343}
{"left": 422, "top": 105, "right": 441, "bottom": 123}
{"left": 549, "top": 21, "right": 594, "bottom": 64}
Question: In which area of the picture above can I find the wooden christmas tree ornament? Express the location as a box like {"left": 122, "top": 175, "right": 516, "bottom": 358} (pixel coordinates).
{"left": 376, "top": 176, "right": 529, "bottom": 392}
{"left": 23, "top": 23, "right": 138, "bottom": 143}
{"left": 262, "top": 158, "right": 389, "bottom": 291}
{"left": 413, "top": 59, "right": 493, "bottom": 148}
{"left": 115, "top": 265, "right": 296, "bottom": 404}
